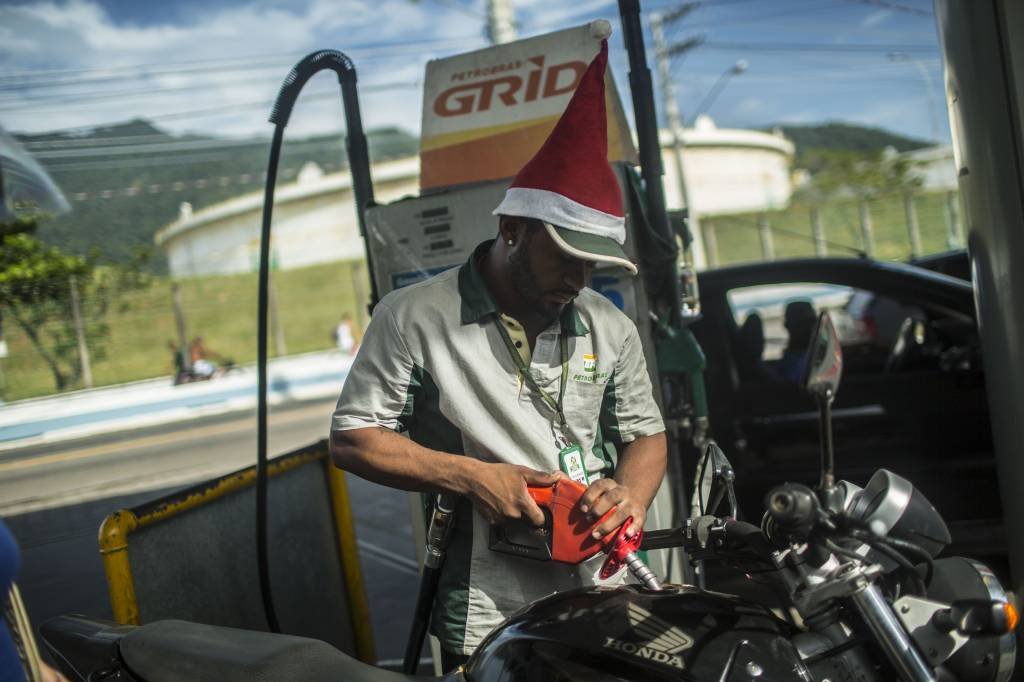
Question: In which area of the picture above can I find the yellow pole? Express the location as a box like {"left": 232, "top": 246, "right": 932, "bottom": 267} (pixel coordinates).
{"left": 327, "top": 462, "right": 376, "bottom": 663}
{"left": 98, "top": 510, "right": 140, "bottom": 625}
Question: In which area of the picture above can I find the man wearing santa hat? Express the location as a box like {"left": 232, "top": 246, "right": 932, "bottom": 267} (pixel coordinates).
{"left": 331, "top": 34, "right": 667, "bottom": 669}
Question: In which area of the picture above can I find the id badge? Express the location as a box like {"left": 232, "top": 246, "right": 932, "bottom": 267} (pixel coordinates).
{"left": 558, "top": 444, "right": 590, "bottom": 485}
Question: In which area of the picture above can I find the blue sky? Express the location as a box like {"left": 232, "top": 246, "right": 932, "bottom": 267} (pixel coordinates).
{"left": 0, "top": 0, "right": 948, "bottom": 144}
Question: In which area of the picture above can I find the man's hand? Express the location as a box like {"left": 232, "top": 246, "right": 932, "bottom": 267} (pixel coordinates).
{"left": 468, "top": 462, "right": 559, "bottom": 526}
{"left": 579, "top": 478, "right": 647, "bottom": 540}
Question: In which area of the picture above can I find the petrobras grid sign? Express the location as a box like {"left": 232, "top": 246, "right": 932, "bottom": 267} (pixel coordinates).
{"left": 419, "top": 20, "right": 637, "bottom": 190}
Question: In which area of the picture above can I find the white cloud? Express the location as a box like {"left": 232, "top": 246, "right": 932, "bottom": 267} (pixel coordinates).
{"left": 860, "top": 9, "right": 892, "bottom": 28}
{"left": 735, "top": 97, "right": 766, "bottom": 116}
{"left": 0, "top": 0, "right": 484, "bottom": 138}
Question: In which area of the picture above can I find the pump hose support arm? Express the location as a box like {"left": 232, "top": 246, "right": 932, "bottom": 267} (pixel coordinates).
{"left": 255, "top": 50, "right": 377, "bottom": 634}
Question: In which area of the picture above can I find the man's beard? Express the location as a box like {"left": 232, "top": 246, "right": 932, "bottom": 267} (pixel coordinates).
{"left": 508, "top": 243, "right": 562, "bottom": 321}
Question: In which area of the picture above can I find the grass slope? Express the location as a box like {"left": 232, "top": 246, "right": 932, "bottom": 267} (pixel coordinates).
{"left": 2, "top": 259, "right": 369, "bottom": 402}
{"left": 706, "top": 191, "right": 960, "bottom": 265}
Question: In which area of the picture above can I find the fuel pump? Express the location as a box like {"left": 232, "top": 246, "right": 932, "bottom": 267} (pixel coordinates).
{"left": 254, "top": 49, "right": 378, "bottom": 634}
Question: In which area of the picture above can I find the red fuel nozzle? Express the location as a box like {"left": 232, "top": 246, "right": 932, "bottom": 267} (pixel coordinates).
{"left": 527, "top": 479, "right": 615, "bottom": 564}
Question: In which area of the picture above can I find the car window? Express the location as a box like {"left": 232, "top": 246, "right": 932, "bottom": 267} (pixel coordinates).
{"left": 726, "top": 283, "right": 929, "bottom": 380}
{"left": 727, "top": 283, "right": 855, "bottom": 361}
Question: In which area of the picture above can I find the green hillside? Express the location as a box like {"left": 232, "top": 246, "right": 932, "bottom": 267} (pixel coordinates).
{"left": 771, "top": 121, "right": 932, "bottom": 167}
{"left": 18, "top": 121, "right": 418, "bottom": 273}
{"left": 16, "top": 119, "right": 928, "bottom": 274}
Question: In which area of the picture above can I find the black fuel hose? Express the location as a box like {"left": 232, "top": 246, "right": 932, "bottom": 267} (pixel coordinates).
{"left": 256, "top": 49, "right": 376, "bottom": 634}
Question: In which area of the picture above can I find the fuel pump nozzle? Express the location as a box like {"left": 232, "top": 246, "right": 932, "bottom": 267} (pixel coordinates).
{"left": 489, "top": 479, "right": 663, "bottom": 591}
{"left": 423, "top": 494, "right": 456, "bottom": 569}
{"left": 402, "top": 493, "right": 457, "bottom": 674}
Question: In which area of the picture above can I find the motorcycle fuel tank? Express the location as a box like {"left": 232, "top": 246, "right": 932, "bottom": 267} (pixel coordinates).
{"left": 465, "top": 584, "right": 811, "bottom": 681}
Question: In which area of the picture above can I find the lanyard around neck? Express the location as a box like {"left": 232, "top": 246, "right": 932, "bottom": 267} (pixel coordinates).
{"left": 493, "top": 317, "right": 570, "bottom": 427}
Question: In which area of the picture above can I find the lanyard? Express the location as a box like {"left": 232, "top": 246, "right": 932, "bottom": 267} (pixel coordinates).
{"left": 494, "top": 317, "right": 570, "bottom": 428}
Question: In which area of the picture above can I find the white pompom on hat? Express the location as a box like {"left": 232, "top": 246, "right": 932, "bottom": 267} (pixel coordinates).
{"left": 493, "top": 36, "right": 637, "bottom": 275}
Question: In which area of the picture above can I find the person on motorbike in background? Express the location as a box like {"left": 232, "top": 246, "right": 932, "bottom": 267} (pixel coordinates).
{"left": 330, "top": 39, "right": 667, "bottom": 670}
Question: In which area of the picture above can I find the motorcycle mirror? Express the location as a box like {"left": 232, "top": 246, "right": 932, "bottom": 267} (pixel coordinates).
{"left": 803, "top": 311, "right": 843, "bottom": 401}
{"left": 697, "top": 441, "right": 738, "bottom": 518}
{"left": 802, "top": 311, "right": 842, "bottom": 499}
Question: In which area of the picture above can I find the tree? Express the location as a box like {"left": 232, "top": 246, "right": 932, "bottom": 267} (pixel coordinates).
{"left": 797, "top": 148, "right": 923, "bottom": 202}
{"left": 0, "top": 220, "right": 150, "bottom": 392}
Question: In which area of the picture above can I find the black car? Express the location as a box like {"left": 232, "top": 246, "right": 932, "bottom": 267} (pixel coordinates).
{"left": 691, "top": 256, "right": 1001, "bottom": 564}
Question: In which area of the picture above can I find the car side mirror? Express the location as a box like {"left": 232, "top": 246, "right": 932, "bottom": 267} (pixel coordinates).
{"left": 697, "top": 441, "right": 738, "bottom": 519}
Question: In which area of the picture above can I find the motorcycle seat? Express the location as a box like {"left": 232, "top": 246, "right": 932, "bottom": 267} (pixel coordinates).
{"left": 119, "top": 619, "right": 437, "bottom": 682}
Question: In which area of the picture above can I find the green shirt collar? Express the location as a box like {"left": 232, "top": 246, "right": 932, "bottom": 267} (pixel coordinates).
{"left": 458, "top": 241, "right": 499, "bottom": 324}
{"left": 458, "top": 240, "right": 589, "bottom": 337}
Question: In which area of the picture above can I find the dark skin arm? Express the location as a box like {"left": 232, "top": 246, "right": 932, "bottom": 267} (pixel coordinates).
{"left": 579, "top": 432, "right": 668, "bottom": 540}
{"left": 330, "top": 426, "right": 558, "bottom": 525}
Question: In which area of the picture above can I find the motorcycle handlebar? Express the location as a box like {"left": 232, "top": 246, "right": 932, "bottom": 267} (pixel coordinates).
{"left": 640, "top": 519, "right": 774, "bottom": 562}
{"left": 765, "top": 483, "right": 820, "bottom": 541}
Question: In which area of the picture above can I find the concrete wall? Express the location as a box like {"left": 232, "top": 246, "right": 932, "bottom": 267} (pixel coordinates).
{"left": 901, "top": 145, "right": 958, "bottom": 192}
{"left": 660, "top": 116, "right": 795, "bottom": 217}
{"left": 159, "top": 122, "right": 795, "bottom": 278}
{"left": 158, "top": 158, "right": 420, "bottom": 278}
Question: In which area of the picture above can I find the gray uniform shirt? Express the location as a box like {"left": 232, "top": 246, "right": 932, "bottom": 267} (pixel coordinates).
{"left": 331, "top": 241, "right": 665, "bottom": 654}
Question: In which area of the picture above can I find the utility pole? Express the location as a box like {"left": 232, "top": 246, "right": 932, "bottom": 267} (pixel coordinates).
{"left": 650, "top": 7, "right": 708, "bottom": 270}
{"left": 486, "top": 0, "right": 517, "bottom": 44}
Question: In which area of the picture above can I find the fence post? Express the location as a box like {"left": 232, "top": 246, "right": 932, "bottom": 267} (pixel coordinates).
{"left": 758, "top": 214, "right": 775, "bottom": 260}
{"left": 945, "top": 191, "right": 963, "bottom": 249}
{"left": 904, "top": 194, "right": 923, "bottom": 258}
{"left": 810, "top": 206, "right": 827, "bottom": 257}
{"left": 858, "top": 201, "right": 876, "bottom": 257}
{"left": 351, "top": 260, "right": 369, "bottom": 334}
{"left": 69, "top": 276, "right": 94, "bottom": 389}
{"left": 702, "top": 220, "right": 719, "bottom": 268}
{"left": 268, "top": 280, "right": 287, "bottom": 357}
{"left": 171, "top": 282, "right": 190, "bottom": 370}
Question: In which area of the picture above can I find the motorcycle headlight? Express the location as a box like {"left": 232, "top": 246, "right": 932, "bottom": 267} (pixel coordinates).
{"left": 846, "top": 469, "right": 951, "bottom": 558}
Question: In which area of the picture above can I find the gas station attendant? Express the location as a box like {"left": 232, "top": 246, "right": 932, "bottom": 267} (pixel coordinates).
{"left": 330, "top": 40, "right": 668, "bottom": 666}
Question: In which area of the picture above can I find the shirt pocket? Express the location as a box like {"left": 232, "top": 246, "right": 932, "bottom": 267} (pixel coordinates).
{"left": 564, "top": 378, "right": 608, "bottom": 436}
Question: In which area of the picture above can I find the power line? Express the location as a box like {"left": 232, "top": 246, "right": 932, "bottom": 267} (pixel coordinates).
{"left": 0, "top": 73, "right": 287, "bottom": 111}
{"left": 701, "top": 41, "right": 937, "bottom": 53}
{"left": 1, "top": 79, "right": 420, "bottom": 122}
{"left": 0, "top": 35, "right": 481, "bottom": 87}
{"left": 0, "top": 38, "right": 469, "bottom": 112}
{"left": 423, "top": 0, "right": 485, "bottom": 19}
{"left": 23, "top": 134, "right": 196, "bottom": 150}
{"left": 40, "top": 137, "right": 417, "bottom": 172}
{"left": 844, "top": 0, "right": 931, "bottom": 17}
{"left": 684, "top": 0, "right": 852, "bottom": 29}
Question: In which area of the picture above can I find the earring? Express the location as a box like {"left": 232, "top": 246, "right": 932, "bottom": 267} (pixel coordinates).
{"left": 507, "top": 239, "right": 513, "bottom": 246}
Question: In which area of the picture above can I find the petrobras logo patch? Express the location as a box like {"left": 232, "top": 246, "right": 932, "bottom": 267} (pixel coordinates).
{"left": 582, "top": 354, "right": 597, "bottom": 372}
{"left": 602, "top": 603, "right": 694, "bottom": 670}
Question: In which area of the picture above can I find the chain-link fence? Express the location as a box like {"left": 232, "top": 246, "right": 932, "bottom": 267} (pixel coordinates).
{"left": 1, "top": 259, "right": 370, "bottom": 402}
{"left": 700, "top": 190, "right": 964, "bottom": 267}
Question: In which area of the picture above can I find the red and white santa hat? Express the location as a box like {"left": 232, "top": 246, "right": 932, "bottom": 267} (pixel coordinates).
{"left": 492, "top": 28, "right": 636, "bottom": 275}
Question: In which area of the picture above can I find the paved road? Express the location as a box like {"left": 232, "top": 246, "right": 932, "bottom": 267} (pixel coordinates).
{"left": 2, "top": 400, "right": 421, "bottom": 667}
{"left": 0, "top": 399, "right": 344, "bottom": 516}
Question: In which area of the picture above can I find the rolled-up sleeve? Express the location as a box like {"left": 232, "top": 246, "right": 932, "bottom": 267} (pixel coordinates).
{"left": 331, "top": 301, "right": 415, "bottom": 433}
{"left": 600, "top": 324, "right": 665, "bottom": 445}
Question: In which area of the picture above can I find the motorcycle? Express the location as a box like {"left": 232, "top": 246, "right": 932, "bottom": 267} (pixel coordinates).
{"left": 40, "top": 311, "right": 1017, "bottom": 681}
